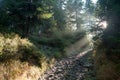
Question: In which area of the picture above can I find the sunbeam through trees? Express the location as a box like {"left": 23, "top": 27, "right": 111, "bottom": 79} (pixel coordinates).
{"left": 0, "top": 0, "right": 120, "bottom": 80}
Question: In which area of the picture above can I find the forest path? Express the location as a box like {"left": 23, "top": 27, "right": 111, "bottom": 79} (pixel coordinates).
{"left": 38, "top": 49, "right": 94, "bottom": 80}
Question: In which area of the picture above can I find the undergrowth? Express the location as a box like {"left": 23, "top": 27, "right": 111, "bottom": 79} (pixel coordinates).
{"left": 0, "top": 31, "right": 86, "bottom": 80}
{"left": 29, "top": 31, "right": 85, "bottom": 58}
{"left": 0, "top": 33, "right": 55, "bottom": 80}
{"left": 93, "top": 42, "right": 120, "bottom": 80}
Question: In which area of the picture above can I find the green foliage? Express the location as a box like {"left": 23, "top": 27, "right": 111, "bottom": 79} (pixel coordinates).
{"left": 0, "top": 33, "right": 44, "bottom": 65}
{"left": 29, "top": 29, "right": 86, "bottom": 60}
{"left": 30, "top": 36, "right": 73, "bottom": 58}
{"left": 95, "top": 0, "right": 120, "bottom": 61}
{"left": 0, "top": 0, "right": 58, "bottom": 37}
{"left": 66, "top": 0, "right": 84, "bottom": 29}
{"left": 38, "top": 13, "right": 53, "bottom": 19}
{"left": 94, "top": 1, "right": 120, "bottom": 79}
{"left": 85, "top": 0, "right": 95, "bottom": 14}
{"left": 0, "top": 0, "right": 90, "bottom": 79}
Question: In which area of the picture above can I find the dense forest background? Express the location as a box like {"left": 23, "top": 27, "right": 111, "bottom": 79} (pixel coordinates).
{"left": 0, "top": 0, "right": 120, "bottom": 80}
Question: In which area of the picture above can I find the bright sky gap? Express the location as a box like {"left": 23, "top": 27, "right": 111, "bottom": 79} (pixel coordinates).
{"left": 82, "top": 0, "right": 98, "bottom": 4}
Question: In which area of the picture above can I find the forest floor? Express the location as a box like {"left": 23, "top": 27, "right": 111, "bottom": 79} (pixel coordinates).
{"left": 38, "top": 49, "right": 95, "bottom": 80}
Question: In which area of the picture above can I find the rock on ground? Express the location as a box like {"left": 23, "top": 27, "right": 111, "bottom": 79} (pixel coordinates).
{"left": 38, "top": 49, "right": 93, "bottom": 80}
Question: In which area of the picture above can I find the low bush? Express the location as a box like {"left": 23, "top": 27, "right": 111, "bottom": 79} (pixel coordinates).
{"left": 94, "top": 46, "right": 120, "bottom": 80}
{"left": 0, "top": 33, "right": 55, "bottom": 80}
{"left": 0, "top": 33, "right": 42, "bottom": 63}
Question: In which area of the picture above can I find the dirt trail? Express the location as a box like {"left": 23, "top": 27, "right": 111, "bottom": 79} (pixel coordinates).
{"left": 38, "top": 49, "right": 94, "bottom": 80}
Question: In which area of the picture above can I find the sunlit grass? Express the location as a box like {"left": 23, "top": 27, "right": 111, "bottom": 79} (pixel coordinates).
{"left": 38, "top": 13, "right": 53, "bottom": 19}
{"left": 0, "top": 60, "right": 42, "bottom": 80}
{"left": 0, "top": 33, "right": 56, "bottom": 80}
{"left": 0, "top": 34, "right": 34, "bottom": 56}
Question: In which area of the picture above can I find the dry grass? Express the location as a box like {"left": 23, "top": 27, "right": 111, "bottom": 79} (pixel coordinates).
{"left": 0, "top": 33, "right": 56, "bottom": 80}
{"left": 0, "top": 59, "right": 42, "bottom": 80}
{"left": 94, "top": 49, "right": 120, "bottom": 80}
{"left": 0, "top": 60, "right": 54, "bottom": 80}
